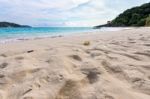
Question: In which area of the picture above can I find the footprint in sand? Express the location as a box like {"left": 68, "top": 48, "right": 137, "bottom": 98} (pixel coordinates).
{"left": 0, "top": 62, "right": 8, "bottom": 69}
{"left": 0, "top": 54, "right": 7, "bottom": 57}
{"left": 0, "top": 74, "right": 5, "bottom": 78}
{"left": 56, "top": 68, "right": 101, "bottom": 99}
{"left": 55, "top": 80, "right": 82, "bottom": 99}
{"left": 143, "top": 44, "right": 150, "bottom": 47}
{"left": 105, "top": 95, "right": 114, "bottom": 99}
{"left": 81, "top": 68, "right": 101, "bottom": 84}
{"left": 69, "top": 55, "right": 82, "bottom": 61}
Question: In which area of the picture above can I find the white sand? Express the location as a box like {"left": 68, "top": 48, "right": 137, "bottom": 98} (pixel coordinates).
{"left": 0, "top": 27, "right": 150, "bottom": 99}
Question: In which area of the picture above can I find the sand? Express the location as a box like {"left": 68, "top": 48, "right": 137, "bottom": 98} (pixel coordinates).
{"left": 0, "top": 27, "right": 150, "bottom": 99}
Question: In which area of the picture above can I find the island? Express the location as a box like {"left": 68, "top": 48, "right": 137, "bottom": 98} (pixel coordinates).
{"left": 94, "top": 2, "right": 150, "bottom": 28}
{"left": 0, "top": 22, "right": 31, "bottom": 28}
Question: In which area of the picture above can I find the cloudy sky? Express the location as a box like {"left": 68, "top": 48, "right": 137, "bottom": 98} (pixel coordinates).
{"left": 0, "top": 0, "right": 149, "bottom": 27}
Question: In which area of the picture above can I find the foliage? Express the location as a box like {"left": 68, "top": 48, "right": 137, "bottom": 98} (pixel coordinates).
{"left": 110, "top": 2, "right": 150, "bottom": 27}
{"left": 146, "top": 16, "right": 150, "bottom": 26}
{"left": 0, "top": 22, "right": 31, "bottom": 28}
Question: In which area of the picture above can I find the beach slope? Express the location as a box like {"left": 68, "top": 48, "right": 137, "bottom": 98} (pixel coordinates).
{"left": 0, "top": 28, "right": 150, "bottom": 99}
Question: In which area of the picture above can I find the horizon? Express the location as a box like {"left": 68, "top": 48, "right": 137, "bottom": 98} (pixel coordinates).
{"left": 0, "top": 0, "right": 149, "bottom": 27}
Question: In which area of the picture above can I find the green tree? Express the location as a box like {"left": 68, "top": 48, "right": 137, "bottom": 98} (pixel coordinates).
{"left": 137, "top": 19, "right": 146, "bottom": 26}
{"left": 129, "top": 13, "right": 141, "bottom": 25}
{"left": 146, "top": 16, "right": 150, "bottom": 26}
{"left": 95, "top": 2, "right": 150, "bottom": 28}
{"left": 111, "top": 2, "right": 150, "bottom": 26}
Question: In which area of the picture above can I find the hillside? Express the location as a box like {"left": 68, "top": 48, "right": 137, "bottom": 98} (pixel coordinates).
{"left": 95, "top": 2, "right": 150, "bottom": 28}
{"left": 0, "top": 22, "right": 31, "bottom": 28}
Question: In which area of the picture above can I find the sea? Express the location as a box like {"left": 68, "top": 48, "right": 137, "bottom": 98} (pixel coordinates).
{"left": 0, "top": 27, "right": 128, "bottom": 43}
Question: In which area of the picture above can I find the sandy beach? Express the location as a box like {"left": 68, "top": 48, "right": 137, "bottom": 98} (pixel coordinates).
{"left": 0, "top": 27, "right": 150, "bottom": 99}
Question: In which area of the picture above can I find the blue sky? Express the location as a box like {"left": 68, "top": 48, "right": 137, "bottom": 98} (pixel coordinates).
{"left": 0, "top": 0, "right": 149, "bottom": 27}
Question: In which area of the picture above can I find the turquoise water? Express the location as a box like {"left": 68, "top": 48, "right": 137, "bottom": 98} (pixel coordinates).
{"left": 0, "top": 27, "right": 94, "bottom": 43}
{"left": 0, "top": 27, "right": 128, "bottom": 43}
{"left": 0, "top": 27, "right": 93, "bottom": 38}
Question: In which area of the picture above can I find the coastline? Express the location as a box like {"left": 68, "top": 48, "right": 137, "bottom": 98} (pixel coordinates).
{"left": 0, "top": 27, "right": 150, "bottom": 99}
{"left": 0, "top": 27, "right": 133, "bottom": 44}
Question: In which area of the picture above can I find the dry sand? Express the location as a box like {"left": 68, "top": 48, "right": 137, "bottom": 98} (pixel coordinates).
{"left": 0, "top": 27, "right": 150, "bottom": 99}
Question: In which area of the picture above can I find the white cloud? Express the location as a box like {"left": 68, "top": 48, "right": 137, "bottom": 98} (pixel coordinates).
{"left": 65, "top": 19, "right": 106, "bottom": 27}
{"left": 0, "top": 0, "right": 149, "bottom": 26}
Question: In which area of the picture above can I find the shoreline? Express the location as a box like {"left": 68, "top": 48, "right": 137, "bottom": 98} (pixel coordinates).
{"left": 0, "top": 27, "right": 134, "bottom": 44}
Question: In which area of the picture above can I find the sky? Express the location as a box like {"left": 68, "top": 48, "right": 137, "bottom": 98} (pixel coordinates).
{"left": 0, "top": 0, "right": 149, "bottom": 27}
